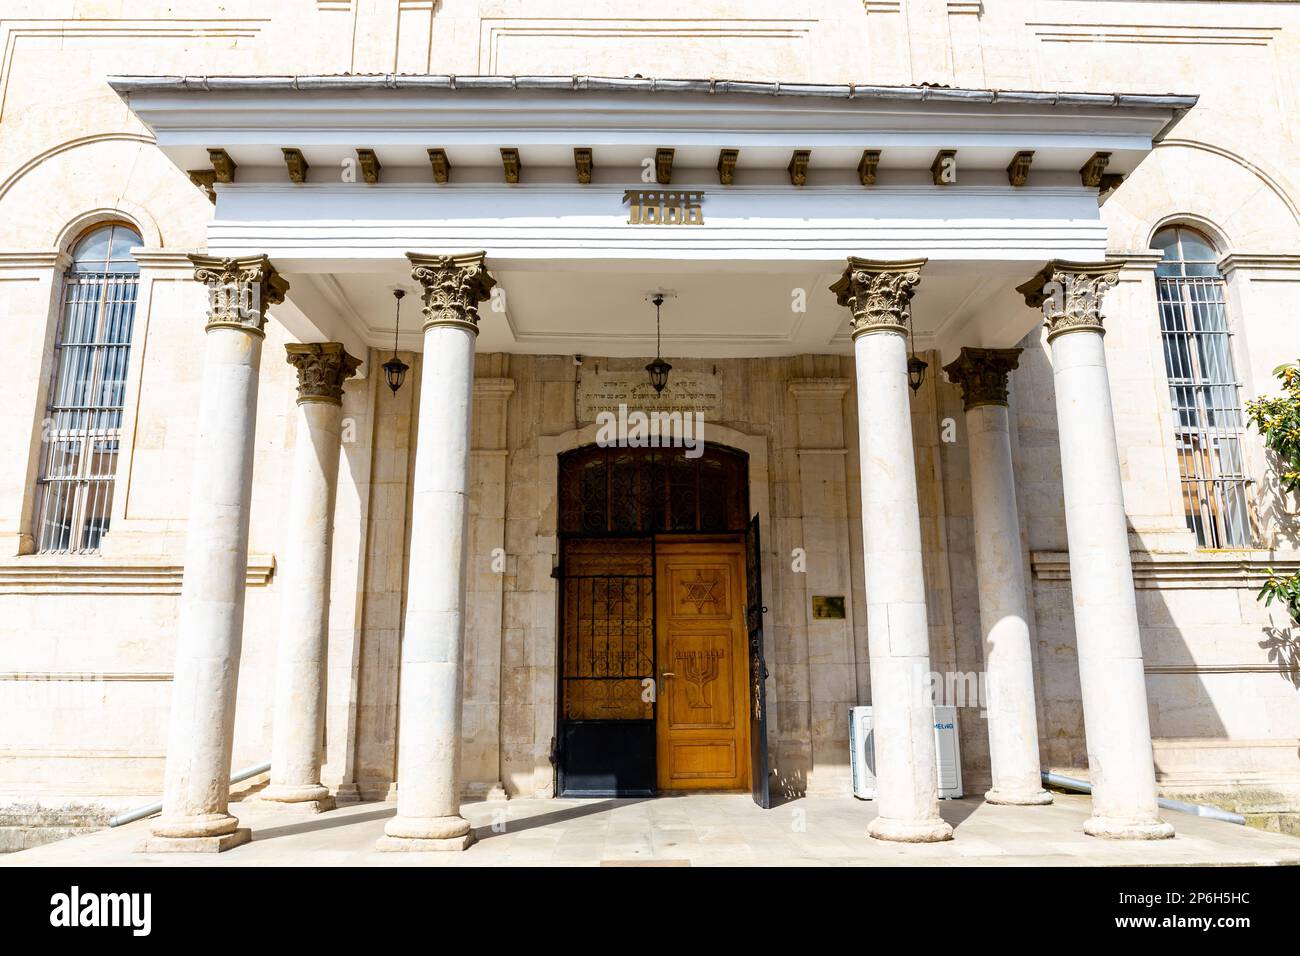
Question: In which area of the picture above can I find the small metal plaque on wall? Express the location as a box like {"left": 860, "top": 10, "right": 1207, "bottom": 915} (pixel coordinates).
{"left": 811, "top": 596, "right": 846, "bottom": 619}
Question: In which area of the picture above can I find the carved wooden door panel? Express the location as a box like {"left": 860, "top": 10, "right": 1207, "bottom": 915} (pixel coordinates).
{"left": 654, "top": 542, "right": 750, "bottom": 791}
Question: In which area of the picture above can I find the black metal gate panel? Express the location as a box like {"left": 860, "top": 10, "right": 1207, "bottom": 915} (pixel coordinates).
{"left": 746, "top": 515, "right": 772, "bottom": 808}
{"left": 556, "top": 538, "right": 656, "bottom": 796}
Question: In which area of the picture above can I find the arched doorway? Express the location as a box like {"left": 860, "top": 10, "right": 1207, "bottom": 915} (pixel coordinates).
{"left": 555, "top": 443, "right": 769, "bottom": 805}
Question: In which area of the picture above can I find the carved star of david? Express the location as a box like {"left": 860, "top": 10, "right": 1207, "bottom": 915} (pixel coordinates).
{"left": 682, "top": 572, "right": 719, "bottom": 613}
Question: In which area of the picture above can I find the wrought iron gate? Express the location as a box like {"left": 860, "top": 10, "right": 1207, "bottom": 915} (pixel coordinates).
{"left": 556, "top": 537, "right": 657, "bottom": 796}
{"left": 746, "top": 515, "right": 772, "bottom": 808}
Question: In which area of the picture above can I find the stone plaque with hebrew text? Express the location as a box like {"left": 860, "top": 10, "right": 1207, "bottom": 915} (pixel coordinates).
{"left": 577, "top": 371, "right": 722, "bottom": 422}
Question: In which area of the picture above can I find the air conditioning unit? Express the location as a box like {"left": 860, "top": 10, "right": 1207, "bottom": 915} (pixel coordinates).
{"left": 849, "top": 705, "right": 963, "bottom": 799}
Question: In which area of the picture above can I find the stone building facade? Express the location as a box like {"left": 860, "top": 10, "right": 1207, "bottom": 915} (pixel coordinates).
{"left": 1, "top": 0, "right": 1299, "bottom": 845}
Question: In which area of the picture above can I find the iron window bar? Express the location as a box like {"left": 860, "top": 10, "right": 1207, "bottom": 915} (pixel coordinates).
{"left": 33, "top": 270, "right": 138, "bottom": 553}
{"left": 1156, "top": 271, "right": 1252, "bottom": 549}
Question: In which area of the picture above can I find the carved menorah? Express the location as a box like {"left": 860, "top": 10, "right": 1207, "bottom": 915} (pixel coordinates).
{"left": 677, "top": 649, "right": 724, "bottom": 708}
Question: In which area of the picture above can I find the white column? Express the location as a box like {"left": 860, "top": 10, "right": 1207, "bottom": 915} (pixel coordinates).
{"left": 378, "top": 252, "right": 495, "bottom": 852}
{"left": 259, "top": 343, "right": 360, "bottom": 812}
{"left": 832, "top": 258, "right": 952, "bottom": 843}
{"left": 142, "top": 255, "right": 287, "bottom": 852}
{"left": 943, "top": 348, "right": 1051, "bottom": 806}
{"left": 1019, "top": 261, "right": 1173, "bottom": 839}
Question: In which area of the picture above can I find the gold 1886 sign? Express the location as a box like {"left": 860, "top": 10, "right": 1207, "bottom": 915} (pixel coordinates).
{"left": 624, "top": 190, "right": 704, "bottom": 225}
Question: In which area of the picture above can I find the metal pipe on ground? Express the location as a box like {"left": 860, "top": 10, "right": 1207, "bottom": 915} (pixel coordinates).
{"left": 1041, "top": 771, "right": 1245, "bottom": 825}
{"left": 108, "top": 761, "right": 272, "bottom": 828}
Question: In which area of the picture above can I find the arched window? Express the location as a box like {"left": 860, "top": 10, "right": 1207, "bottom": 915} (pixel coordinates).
{"left": 1154, "top": 225, "right": 1251, "bottom": 548}
{"left": 32, "top": 223, "right": 141, "bottom": 553}
{"left": 557, "top": 443, "right": 749, "bottom": 534}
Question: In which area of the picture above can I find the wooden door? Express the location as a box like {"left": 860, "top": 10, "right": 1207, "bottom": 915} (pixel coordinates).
{"left": 655, "top": 541, "right": 751, "bottom": 791}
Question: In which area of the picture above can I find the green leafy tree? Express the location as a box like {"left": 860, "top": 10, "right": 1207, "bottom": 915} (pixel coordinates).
{"left": 1246, "top": 361, "right": 1300, "bottom": 624}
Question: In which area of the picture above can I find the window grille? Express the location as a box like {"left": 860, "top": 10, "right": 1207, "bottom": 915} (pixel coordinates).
{"left": 1154, "top": 225, "right": 1251, "bottom": 548}
{"left": 32, "top": 224, "right": 141, "bottom": 553}
{"left": 557, "top": 444, "right": 749, "bottom": 535}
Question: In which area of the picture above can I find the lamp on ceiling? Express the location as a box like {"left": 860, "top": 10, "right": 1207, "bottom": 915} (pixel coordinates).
{"left": 906, "top": 310, "right": 927, "bottom": 395}
{"left": 382, "top": 289, "right": 409, "bottom": 395}
{"left": 645, "top": 293, "right": 672, "bottom": 393}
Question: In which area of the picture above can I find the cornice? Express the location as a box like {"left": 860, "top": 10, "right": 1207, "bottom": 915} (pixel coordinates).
{"left": 108, "top": 75, "right": 1198, "bottom": 111}
{"left": 1031, "top": 550, "right": 1300, "bottom": 590}
{"left": 1109, "top": 250, "right": 1164, "bottom": 271}
{"left": 0, "top": 555, "right": 275, "bottom": 594}
{"left": 112, "top": 75, "right": 1194, "bottom": 186}
{"left": 787, "top": 377, "right": 852, "bottom": 399}
{"left": 132, "top": 248, "right": 206, "bottom": 270}
{"left": 1218, "top": 253, "right": 1300, "bottom": 274}
{"left": 0, "top": 671, "right": 173, "bottom": 682}
{"left": 0, "top": 249, "right": 69, "bottom": 271}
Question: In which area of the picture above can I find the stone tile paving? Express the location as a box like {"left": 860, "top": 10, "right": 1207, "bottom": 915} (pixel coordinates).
{"left": 5, "top": 793, "right": 1300, "bottom": 867}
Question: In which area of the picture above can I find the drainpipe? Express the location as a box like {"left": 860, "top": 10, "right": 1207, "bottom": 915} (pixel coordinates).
{"left": 108, "top": 761, "right": 271, "bottom": 828}
{"left": 1041, "top": 771, "right": 1246, "bottom": 825}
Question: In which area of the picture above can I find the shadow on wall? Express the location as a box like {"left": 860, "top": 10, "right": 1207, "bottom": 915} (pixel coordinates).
{"left": 1128, "top": 537, "right": 1300, "bottom": 836}
{"left": 1017, "top": 332, "right": 1299, "bottom": 826}
{"left": 1253, "top": 447, "right": 1300, "bottom": 552}
{"left": 940, "top": 325, "right": 1300, "bottom": 825}
{"left": 1260, "top": 626, "right": 1300, "bottom": 690}
{"left": 1011, "top": 336, "right": 1236, "bottom": 766}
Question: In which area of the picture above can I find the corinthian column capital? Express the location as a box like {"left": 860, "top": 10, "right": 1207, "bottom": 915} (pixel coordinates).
{"left": 942, "top": 347, "right": 1022, "bottom": 411}
{"left": 829, "top": 257, "right": 926, "bottom": 338}
{"left": 189, "top": 254, "right": 289, "bottom": 336}
{"left": 285, "top": 343, "right": 361, "bottom": 406}
{"left": 1016, "top": 260, "right": 1121, "bottom": 342}
{"left": 407, "top": 251, "right": 496, "bottom": 334}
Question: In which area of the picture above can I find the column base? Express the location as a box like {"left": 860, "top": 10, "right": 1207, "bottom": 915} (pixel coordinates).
{"left": 254, "top": 783, "right": 336, "bottom": 813}
{"left": 868, "top": 816, "right": 954, "bottom": 843}
{"left": 377, "top": 813, "right": 475, "bottom": 852}
{"left": 355, "top": 780, "right": 398, "bottom": 802}
{"left": 375, "top": 832, "right": 476, "bottom": 853}
{"left": 332, "top": 783, "right": 364, "bottom": 805}
{"left": 252, "top": 795, "right": 337, "bottom": 814}
{"left": 1084, "top": 816, "right": 1176, "bottom": 840}
{"left": 148, "top": 811, "right": 241, "bottom": 839}
{"left": 137, "top": 828, "right": 251, "bottom": 854}
{"left": 986, "top": 787, "right": 1054, "bottom": 806}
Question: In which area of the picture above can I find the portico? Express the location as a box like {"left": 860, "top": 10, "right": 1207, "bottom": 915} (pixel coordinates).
{"left": 108, "top": 74, "right": 1191, "bottom": 851}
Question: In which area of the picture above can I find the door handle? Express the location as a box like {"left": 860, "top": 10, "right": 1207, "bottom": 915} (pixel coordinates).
{"left": 660, "top": 671, "right": 676, "bottom": 679}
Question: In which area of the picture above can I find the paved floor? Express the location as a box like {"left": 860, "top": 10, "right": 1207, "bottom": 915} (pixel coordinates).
{"left": 6, "top": 793, "right": 1300, "bottom": 867}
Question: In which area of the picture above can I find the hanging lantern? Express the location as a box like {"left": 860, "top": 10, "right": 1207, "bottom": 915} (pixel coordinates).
{"left": 906, "top": 311, "right": 926, "bottom": 395}
{"left": 383, "top": 354, "right": 409, "bottom": 395}
{"left": 645, "top": 293, "right": 672, "bottom": 393}
{"left": 382, "top": 289, "right": 409, "bottom": 395}
{"left": 646, "top": 357, "right": 672, "bottom": 393}
{"left": 907, "top": 354, "right": 928, "bottom": 394}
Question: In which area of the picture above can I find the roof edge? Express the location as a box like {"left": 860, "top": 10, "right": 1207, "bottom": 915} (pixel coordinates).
{"left": 105, "top": 74, "right": 1199, "bottom": 111}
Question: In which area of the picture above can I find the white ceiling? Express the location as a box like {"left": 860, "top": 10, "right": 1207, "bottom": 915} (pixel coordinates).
{"left": 299, "top": 258, "right": 1036, "bottom": 359}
